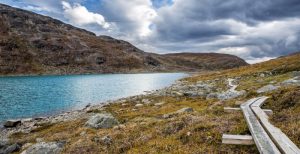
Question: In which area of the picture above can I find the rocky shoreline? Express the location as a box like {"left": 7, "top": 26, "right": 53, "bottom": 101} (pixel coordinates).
{"left": 1, "top": 71, "right": 300, "bottom": 153}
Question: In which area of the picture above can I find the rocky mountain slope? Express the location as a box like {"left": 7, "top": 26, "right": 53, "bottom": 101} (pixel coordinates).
{"left": 0, "top": 4, "right": 247, "bottom": 75}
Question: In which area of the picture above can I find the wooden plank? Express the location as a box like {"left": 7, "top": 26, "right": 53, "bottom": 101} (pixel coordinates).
{"left": 241, "top": 97, "right": 281, "bottom": 154}
{"left": 224, "top": 107, "right": 240, "bottom": 112}
{"left": 222, "top": 134, "right": 254, "bottom": 145}
{"left": 224, "top": 107, "right": 272, "bottom": 115}
{"left": 251, "top": 105, "right": 300, "bottom": 154}
{"left": 262, "top": 109, "right": 273, "bottom": 116}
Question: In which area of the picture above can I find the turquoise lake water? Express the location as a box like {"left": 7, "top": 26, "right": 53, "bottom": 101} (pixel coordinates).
{"left": 0, "top": 73, "right": 187, "bottom": 122}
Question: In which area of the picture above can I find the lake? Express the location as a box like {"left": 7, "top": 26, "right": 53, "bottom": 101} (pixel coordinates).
{"left": 0, "top": 73, "right": 187, "bottom": 122}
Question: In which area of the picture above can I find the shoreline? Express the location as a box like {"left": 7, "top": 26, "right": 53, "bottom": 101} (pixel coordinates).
{"left": 0, "top": 73, "right": 191, "bottom": 129}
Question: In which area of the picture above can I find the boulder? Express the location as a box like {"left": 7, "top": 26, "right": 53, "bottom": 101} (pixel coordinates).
{"left": 217, "top": 90, "right": 246, "bottom": 100}
{"left": 135, "top": 104, "right": 144, "bottom": 107}
{"left": 4, "top": 120, "right": 21, "bottom": 128}
{"left": 21, "top": 142, "right": 64, "bottom": 154}
{"left": 141, "top": 99, "right": 151, "bottom": 104}
{"left": 175, "top": 107, "right": 194, "bottom": 114}
{"left": 257, "top": 84, "right": 279, "bottom": 93}
{"left": 85, "top": 114, "right": 119, "bottom": 129}
{"left": 293, "top": 71, "right": 300, "bottom": 77}
{"left": 154, "top": 102, "right": 165, "bottom": 106}
{"left": 282, "top": 78, "right": 300, "bottom": 86}
{"left": 0, "top": 143, "right": 21, "bottom": 154}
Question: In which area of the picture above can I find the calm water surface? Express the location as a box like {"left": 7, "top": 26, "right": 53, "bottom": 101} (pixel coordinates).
{"left": 0, "top": 73, "right": 187, "bottom": 122}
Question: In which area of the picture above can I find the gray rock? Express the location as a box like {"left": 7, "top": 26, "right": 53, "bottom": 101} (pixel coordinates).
{"left": 175, "top": 107, "right": 194, "bottom": 114}
{"left": 293, "top": 71, "right": 300, "bottom": 77}
{"left": 141, "top": 99, "right": 151, "bottom": 104}
{"left": 217, "top": 90, "right": 246, "bottom": 100}
{"left": 85, "top": 114, "right": 119, "bottom": 129}
{"left": 282, "top": 78, "right": 300, "bottom": 86}
{"left": 154, "top": 102, "right": 165, "bottom": 106}
{"left": 135, "top": 104, "right": 144, "bottom": 107}
{"left": 21, "top": 142, "right": 64, "bottom": 154}
{"left": 4, "top": 120, "right": 21, "bottom": 128}
{"left": 257, "top": 84, "right": 279, "bottom": 93}
{"left": 206, "top": 93, "right": 218, "bottom": 99}
{"left": 0, "top": 143, "right": 21, "bottom": 154}
{"left": 162, "top": 107, "right": 193, "bottom": 119}
{"left": 101, "top": 136, "right": 112, "bottom": 145}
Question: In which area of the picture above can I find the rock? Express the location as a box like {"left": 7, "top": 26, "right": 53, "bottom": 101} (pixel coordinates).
{"left": 206, "top": 93, "right": 218, "bottom": 99}
{"left": 36, "top": 138, "right": 44, "bottom": 143}
{"left": 293, "top": 71, "right": 300, "bottom": 77}
{"left": 260, "top": 73, "right": 265, "bottom": 77}
{"left": 21, "top": 142, "right": 64, "bottom": 154}
{"left": 4, "top": 120, "right": 21, "bottom": 128}
{"left": 101, "top": 136, "right": 112, "bottom": 145}
{"left": 175, "top": 107, "right": 193, "bottom": 114}
{"left": 0, "top": 143, "right": 21, "bottom": 154}
{"left": 85, "top": 114, "right": 119, "bottom": 129}
{"left": 217, "top": 90, "right": 246, "bottom": 100}
{"left": 113, "top": 124, "right": 126, "bottom": 130}
{"left": 154, "top": 102, "right": 165, "bottom": 106}
{"left": 183, "top": 91, "right": 198, "bottom": 97}
{"left": 171, "top": 91, "right": 184, "bottom": 96}
{"left": 135, "top": 104, "right": 144, "bottom": 107}
{"left": 257, "top": 84, "right": 279, "bottom": 93}
{"left": 141, "top": 99, "right": 151, "bottom": 104}
{"left": 80, "top": 131, "right": 86, "bottom": 136}
{"left": 282, "top": 78, "right": 300, "bottom": 86}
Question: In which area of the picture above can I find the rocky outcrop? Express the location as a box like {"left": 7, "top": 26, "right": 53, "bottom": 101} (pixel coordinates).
{"left": 0, "top": 4, "right": 247, "bottom": 75}
{"left": 257, "top": 84, "right": 279, "bottom": 93}
{"left": 3, "top": 120, "right": 21, "bottom": 128}
{"left": 85, "top": 114, "right": 119, "bottom": 129}
{"left": 21, "top": 142, "right": 64, "bottom": 154}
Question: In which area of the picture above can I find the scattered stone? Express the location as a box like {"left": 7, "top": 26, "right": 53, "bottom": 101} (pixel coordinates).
{"left": 135, "top": 104, "right": 144, "bottom": 107}
{"left": 141, "top": 99, "right": 151, "bottom": 104}
{"left": 113, "top": 124, "right": 125, "bottom": 130}
{"left": 21, "top": 142, "right": 64, "bottom": 154}
{"left": 257, "top": 84, "right": 279, "bottom": 93}
{"left": 4, "top": 120, "right": 21, "bottom": 128}
{"left": 85, "top": 113, "right": 119, "bottom": 129}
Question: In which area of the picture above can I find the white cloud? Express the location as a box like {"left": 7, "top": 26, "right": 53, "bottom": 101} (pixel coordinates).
{"left": 102, "top": 0, "right": 157, "bottom": 37}
{"left": 246, "top": 57, "right": 276, "bottom": 64}
{"left": 62, "top": 1, "right": 110, "bottom": 29}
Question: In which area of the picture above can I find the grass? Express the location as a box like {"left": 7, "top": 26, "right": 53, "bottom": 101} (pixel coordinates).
{"left": 9, "top": 53, "right": 300, "bottom": 153}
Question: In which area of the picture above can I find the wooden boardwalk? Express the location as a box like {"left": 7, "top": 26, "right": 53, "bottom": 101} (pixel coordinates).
{"left": 223, "top": 96, "right": 300, "bottom": 154}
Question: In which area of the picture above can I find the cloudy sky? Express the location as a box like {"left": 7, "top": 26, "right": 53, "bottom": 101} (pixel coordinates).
{"left": 1, "top": 0, "right": 300, "bottom": 63}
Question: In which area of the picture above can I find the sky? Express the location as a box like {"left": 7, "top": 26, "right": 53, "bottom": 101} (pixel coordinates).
{"left": 1, "top": 0, "right": 300, "bottom": 63}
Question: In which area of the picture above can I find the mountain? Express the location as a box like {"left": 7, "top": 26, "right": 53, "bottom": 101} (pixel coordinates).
{"left": 0, "top": 4, "right": 248, "bottom": 75}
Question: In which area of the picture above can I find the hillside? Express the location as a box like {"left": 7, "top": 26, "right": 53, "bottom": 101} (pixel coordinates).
{"left": 2, "top": 52, "right": 299, "bottom": 153}
{"left": 0, "top": 4, "right": 247, "bottom": 75}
